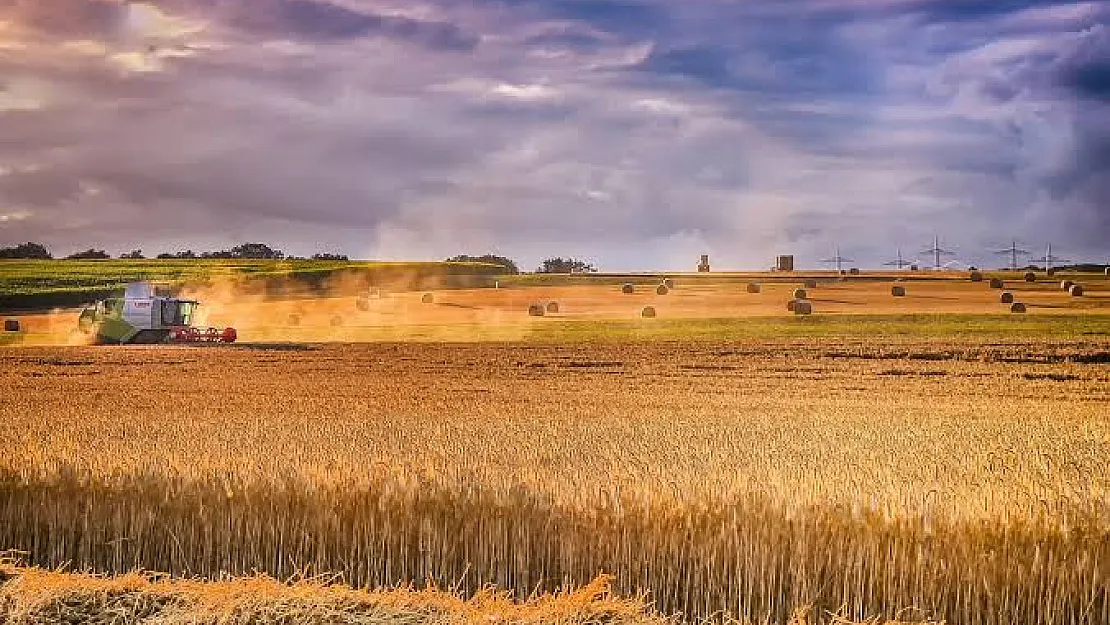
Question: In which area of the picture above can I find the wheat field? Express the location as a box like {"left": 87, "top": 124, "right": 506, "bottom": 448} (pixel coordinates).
{"left": 1, "top": 337, "right": 1108, "bottom": 624}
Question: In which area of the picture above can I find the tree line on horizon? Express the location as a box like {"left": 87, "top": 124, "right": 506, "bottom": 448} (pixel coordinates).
{"left": 0, "top": 243, "right": 598, "bottom": 274}
{"left": 0, "top": 242, "right": 346, "bottom": 261}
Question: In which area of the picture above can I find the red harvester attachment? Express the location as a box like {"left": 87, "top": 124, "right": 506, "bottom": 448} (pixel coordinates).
{"left": 168, "top": 327, "right": 238, "bottom": 344}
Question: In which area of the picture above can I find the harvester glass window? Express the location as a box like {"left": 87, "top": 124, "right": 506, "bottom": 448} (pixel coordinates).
{"left": 161, "top": 301, "right": 195, "bottom": 326}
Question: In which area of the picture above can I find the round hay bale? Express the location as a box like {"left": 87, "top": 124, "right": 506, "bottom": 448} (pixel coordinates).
{"left": 989, "top": 278, "right": 1004, "bottom": 289}
{"left": 662, "top": 278, "right": 674, "bottom": 289}
{"left": 4, "top": 319, "right": 19, "bottom": 332}
{"left": 621, "top": 283, "right": 635, "bottom": 294}
{"left": 421, "top": 293, "right": 434, "bottom": 304}
{"left": 746, "top": 282, "right": 761, "bottom": 294}
{"left": 356, "top": 297, "right": 371, "bottom": 311}
{"left": 546, "top": 301, "right": 560, "bottom": 314}
{"left": 1105, "top": 267, "right": 1110, "bottom": 276}
{"left": 804, "top": 279, "right": 818, "bottom": 289}
{"left": 1061, "top": 280, "right": 1074, "bottom": 291}
{"left": 656, "top": 284, "right": 669, "bottom": 295}
{"left": 1000, "top": 292, "right": 1014, "bottom": 304}
{"left": 528, "top": 304, "right": 546, "bottom": 317}
{"left": 787, "top": 299, "right": 796, "bottom": 312}
{"left": 1047, "top": 268, "right": 1057, "bottom": 277}
{"left": 330, "top": 315, "right": 344, "bottom": 327}
{"left": 1011, "top": 302, "right": 1027, "bottom": 314}
{"left": 288, "top": 313, "right": 302, "bottom": 326}
{"left": 1023, "top": 272, "right": 1037, "bottom": 283}
{"left": 891, "top": 285, "right": 906, "bottom": 297}
{"left": 793, "top": 300, "right": 813, "bottom": 315}
{"left": 969, "top": 271, "right": 984, "bottom": 282}
{"left": 792, "top": 288, "right": 807, "bottom": 300}
{"left": 849, "top": 268, "right": 861, "bottom": 275}
{"left": 1070, "top": 284, "right": 1084, "bottom": 297}
{"left": 641, "top": 306, "right": 657, "bottom": 318}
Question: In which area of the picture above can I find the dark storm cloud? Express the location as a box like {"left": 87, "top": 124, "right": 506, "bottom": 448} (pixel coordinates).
{"left": 1055, "top": 25, "right": 1110, "bottom": 100}
{"left": 493, "top": 0, "right": 668, "bottom": 35}
{"left": 906, "top": 0, "right": 1092, "bottom": 22}
{"left": 0, "top": 0, "right": 127, "bottom": 38}
{"left": 1046, "top": 26, "right": 1110, "bottom": 242}
{"left": 193, "top": 0, "right": 478, "bottom": 49}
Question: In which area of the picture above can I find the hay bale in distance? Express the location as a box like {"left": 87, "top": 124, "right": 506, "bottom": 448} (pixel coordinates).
{"left": 1011, "top": 302, "right": 1027, "bottom": 314}
{"left": 746, "top": 282, "right": 761, "bottom": 294}
{"left": 1047, "top": 268, "right": 1057, "bottom": 277}
{"left": 641, "top": 306, "right": 657, "bottom": 318}
{"left": 989, "top": 278, "right": 1004, "bottom": 289}
{"left": 621, "top": 283, "right": 635, "bottom": 294}
{"left": 1024, "top": 272, "right": 1037, "bottom": 283}
{"left": 662, "top": 278, "right": 674, "bottom": 289}
{"left": 1105, "top": 267, "right": 1110, "bottom": 276}
{"left": 421, "top": 293, "right": 434, "bottom": 304}
{"left": 803, "top": 279, "right": 818, "bottom": 289}
{"left": 355, "top": 296, "right": 371, "bottom": 311}
{"left": 1000, "top": 292, "right": 1014, "bottom": 304}
{"left": 970, "top": 271, "right": 984, "bottom": 282}
{"left": 3, "top": 319, "right": 19, "bottom": 332}
{"left": 546, "top": 301, "right": 560, "bottom": 314}
{"left": 793, "top": 300, "right": 813, "bottom": 315}
{"left": 1070, "top": 284, "right": 1085, "bottom": 297}
{"left": 1060, "top": 280, "right": 1074, "bottom": 291}
{"left": 528, "top": 304, "right": 546, "bottom": 317}
{"left": 792, "top": 288, "right": 807, "bottom": 300}
{"left": 891, "top": 285, "right": 907, "bottom": 297}
{"left": 656, "top": 284, "right": 669, "bottom": 295}
{"left": 849, "top": 268, "right": 861, "bottom": 275}
{"left": 787, "top": 300, "right": 796, "bottom": 312}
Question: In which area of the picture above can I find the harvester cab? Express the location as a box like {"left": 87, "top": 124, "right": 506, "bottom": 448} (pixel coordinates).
{"left": 78, "top": 282, "right": 237, "bottom": 345}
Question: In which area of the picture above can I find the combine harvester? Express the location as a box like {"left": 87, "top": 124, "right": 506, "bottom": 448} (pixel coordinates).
{"left": 77, "top": 282, "right": 237, "bottom": 345}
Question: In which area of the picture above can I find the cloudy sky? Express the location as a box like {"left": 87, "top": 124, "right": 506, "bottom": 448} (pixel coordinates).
{"left": 0, "top": 0, "right": 1108, "bottom": 270}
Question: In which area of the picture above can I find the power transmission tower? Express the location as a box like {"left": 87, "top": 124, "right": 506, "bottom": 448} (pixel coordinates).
{"left": 919, "top": 235, "right": 956, "bottom": 270}
{"left": 883, "top": 248, "right": 914, "bottom": 270}
{"left": 991, "top": 240, "right": 1031, "bottom": 271}
{"left": 819, "top": 246, "right": 854, "bottom": 273}
{"left": 1041, "top": 243, "right": 1070, "bottom": 272}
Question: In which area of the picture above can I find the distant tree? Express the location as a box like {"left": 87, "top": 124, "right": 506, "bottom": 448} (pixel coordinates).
{"left": 312, "top": 252, "right": 349, "bottom": 261}
{"left": 446, "top": 254, "right": 520, "bottom": 274}
{"left": 157, "top": 250, "right": 198, "bottom": 259}
{"left": 65, "top": 248, "right": 110, "bottom": 260}
{"left": 0, "top": 242, "right": 51, "bottom": 259}
{"left": 120, "top": 250, "right": 145, "bottom": 259}
{"left": 230, "top": 243, "right": 284, "bottom": 259}
{"left": 189, "top": 244, "right": 282, "bottom": 259}
{"left": 536, "top": 257, "right": 597, "bottom": 274}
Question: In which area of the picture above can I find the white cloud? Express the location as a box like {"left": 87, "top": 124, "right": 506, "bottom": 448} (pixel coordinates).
{"left": 491, "top": 82, "right": 559, "bottom": 100}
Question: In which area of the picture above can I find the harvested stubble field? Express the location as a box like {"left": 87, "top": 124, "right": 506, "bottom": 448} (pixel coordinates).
{"left": 6, "top": 272, "right": 1110, "bottom": 346}
{"left": 2, "top": 333, "right": 1110, "bottom": 624}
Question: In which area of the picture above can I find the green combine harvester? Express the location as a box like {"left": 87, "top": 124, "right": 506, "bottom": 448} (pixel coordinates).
{"left": 78, "top": 282, "right": 237, "bottom": 345}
